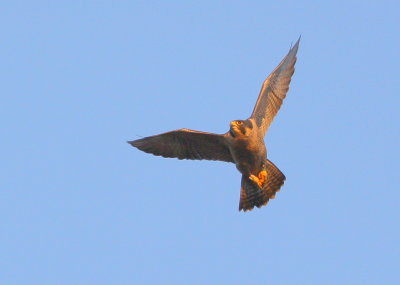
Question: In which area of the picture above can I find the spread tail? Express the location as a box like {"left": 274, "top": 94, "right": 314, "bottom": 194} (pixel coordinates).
{"left": 239, "top": 160, "right": 286, "bottom": 212}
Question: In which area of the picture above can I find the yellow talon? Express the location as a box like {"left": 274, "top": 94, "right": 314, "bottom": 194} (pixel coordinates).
{"left": 249, "top": 174, "right": 262, "bottom": 187}
{"left": 249, "top": 170, "right": 268, "bottom": 188}
{"left": 258, "top": 170, "right": 268, "bottom": 185}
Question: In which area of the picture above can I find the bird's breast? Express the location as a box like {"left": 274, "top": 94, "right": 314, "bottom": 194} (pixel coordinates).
{"left": 229, "top": 137, "right": 266, "bottom": 175}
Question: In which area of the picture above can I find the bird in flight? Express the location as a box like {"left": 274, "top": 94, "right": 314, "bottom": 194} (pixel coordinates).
{"left": 129, "top": 37, "right": 300, "bottom": 211}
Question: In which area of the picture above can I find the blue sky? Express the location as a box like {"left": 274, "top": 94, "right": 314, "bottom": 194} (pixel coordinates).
{"left": 1, "top": 1, "right": 399, "bottom": 284}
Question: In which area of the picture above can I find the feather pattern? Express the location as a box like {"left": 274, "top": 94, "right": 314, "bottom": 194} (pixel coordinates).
{"left": 128, "top": 129, "right": 234, "bottom": 163}
{"left": 251, "top": 37, "right": 300, "bottom": 136}
{"left": 239, "top": 160, "right": 286, "bottom": 211}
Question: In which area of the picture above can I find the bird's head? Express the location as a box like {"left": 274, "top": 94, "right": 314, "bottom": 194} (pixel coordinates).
{"left": 229, "top": 119, "right": 253, "bottom": 137}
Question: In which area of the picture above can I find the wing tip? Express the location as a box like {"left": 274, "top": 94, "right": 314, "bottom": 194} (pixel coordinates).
{"left": 127, "top": 139, "right": 142, "bottom": 148}
{"left": 289, "top": 36, "right": 301, "bottom": 55}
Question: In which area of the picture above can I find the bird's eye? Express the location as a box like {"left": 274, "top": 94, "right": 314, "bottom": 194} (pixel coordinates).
{"left": 236, "top": 121, "right": 243, "bottom": 125}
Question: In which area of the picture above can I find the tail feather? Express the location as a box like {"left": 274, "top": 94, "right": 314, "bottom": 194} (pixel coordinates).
{"left": 239, "top": 160, "right": 286, "bottom": 212}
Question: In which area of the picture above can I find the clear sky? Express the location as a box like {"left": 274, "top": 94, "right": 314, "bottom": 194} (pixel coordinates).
{"left": 1, "top": 1, "right": 399, "bottom": 284}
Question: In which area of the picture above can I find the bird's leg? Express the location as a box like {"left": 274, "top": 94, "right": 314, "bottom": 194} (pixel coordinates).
{"left": 249, "top": 170, "right": 268, "bottom": 188}
{"left": 249, "top": 174, "right": 261, "bottom": 187}
{"left": 258, "top": 170, "right": 268, "bottom": 185}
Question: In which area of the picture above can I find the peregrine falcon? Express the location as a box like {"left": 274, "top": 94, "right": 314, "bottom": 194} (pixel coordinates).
{"left": 129, "top": 37, "right": 300, "bottom": 211}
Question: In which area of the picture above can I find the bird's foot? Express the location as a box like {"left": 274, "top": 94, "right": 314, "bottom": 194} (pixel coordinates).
{"left": 258, "top": 170, "right": 268, "bottom": 185}
{"left": 249, "top": 170, "right": 268, "bottom": 188}
{"left": 249, "top": 174, "right": 261, "bottom": 186}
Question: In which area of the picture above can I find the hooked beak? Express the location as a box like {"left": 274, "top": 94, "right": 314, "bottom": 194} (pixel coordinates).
{"left": 230, "top": 122, "right": 239, "bottom": 137}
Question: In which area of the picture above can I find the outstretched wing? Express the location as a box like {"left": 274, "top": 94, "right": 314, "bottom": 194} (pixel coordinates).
{"left": 251, "top": 37, "right": 300, "bottom": 136}
{"left": 128, "top": 129, "right": 234, "bottom": 162}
